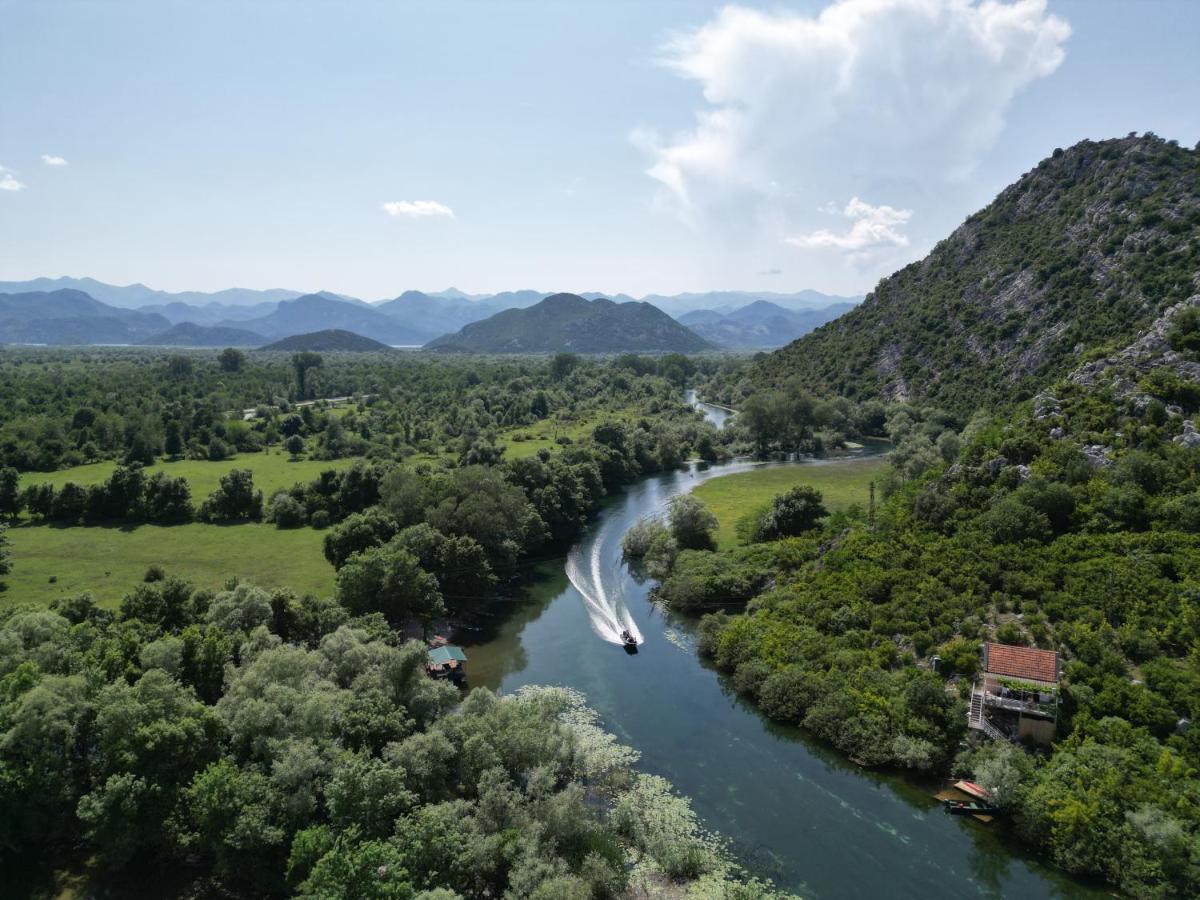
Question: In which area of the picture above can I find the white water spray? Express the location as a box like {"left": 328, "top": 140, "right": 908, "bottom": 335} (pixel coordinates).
{"left": 566, "top": 519, "right": 644, "bottom": 646}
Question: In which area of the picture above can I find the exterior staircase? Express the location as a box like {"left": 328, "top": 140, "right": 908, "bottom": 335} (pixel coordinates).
{"left": 967, "top": 685, "right": 1007, "bottom": 742}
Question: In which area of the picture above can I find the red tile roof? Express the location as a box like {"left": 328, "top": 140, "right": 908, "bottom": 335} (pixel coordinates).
{"left": 983, "top": 642, "right": 1060, "bottom": 683}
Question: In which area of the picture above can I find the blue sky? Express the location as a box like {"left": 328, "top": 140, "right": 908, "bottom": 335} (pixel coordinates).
{"left": 1, "top": 0, "right": 1198, "bottom": 300}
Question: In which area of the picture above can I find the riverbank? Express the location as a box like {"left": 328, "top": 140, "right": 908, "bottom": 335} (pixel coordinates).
{"left": 452, "top": 453, "right": 1098, "bottom": 898}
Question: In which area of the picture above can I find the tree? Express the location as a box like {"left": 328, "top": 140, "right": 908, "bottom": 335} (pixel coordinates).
{"left": 755, "top": 485, "right": 828, "bottom": 540}
{"left": 292, "top": 352, "right": 324, "bottom": 400}
{"left": 219, "top": 347, "right": 246, "bottom": 372}
{"left": 0, "top": 466, "right": 20, "bottom": 520}
{"left": 286, "top": 434, "right": 305, "bottom": 459}
{"left": 164, "top": 419, "right": 185, "bottom": 459}
{"left": 143, "top": 472, "right": 193, "bottom": 523}
{"left": 335, "top": 544, "right": 444, "bottom": 629}
{"left": 550, "top": 352, "right": 580, "bottom": 381}
{"left": 0, "top": 523, "right": 10, "bottom": 579}
{"left": 198, "top": 469, "right": 263, "bottom": 521}
{"left": 323, "top": 509, "right": 400, "bottom": 569}
{"left": 167, "top": 355, "right": 194, "bottom": 379}
{"left": 667, "top": 494, "right": 718, "bottom": 551}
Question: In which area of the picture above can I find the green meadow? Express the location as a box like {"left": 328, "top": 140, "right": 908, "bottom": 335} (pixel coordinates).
{"left": 18, "top": 451, "right": 357, "bottom": 501}
{"left": 693, "top": 456, "right": 889, "bottom": 550}
{"left": 3, "top": 521, "right": 335, "bottom": 608}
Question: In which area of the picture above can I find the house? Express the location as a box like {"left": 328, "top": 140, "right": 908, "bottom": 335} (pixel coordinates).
{"left": 968, "top": 642, "right": 1060, "bottom": 745}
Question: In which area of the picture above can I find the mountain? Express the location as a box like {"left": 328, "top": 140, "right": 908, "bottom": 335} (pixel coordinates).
{"left": 138, "top": 322, "right": 266, "bottom": 347}
{"left": 374, "top": 290, "right": 494, "bottom": 341}
{"left": 0, "top": 289, "right": 170, "bottom": 344}
{"left": 260, "top": 329, "right": 393, "bottom": 352}
{"left": 642, "top": 290, "right": 862, "bottom": 317}
{"left": 0, "top": 277, "right": 310, "bottom": 310}
{"left": 756, "top": 135, "right": 1200, "bottom": 412}
{"left": 426, "top": 292, "right": 713, "bottom": 353}
{"left": 139, "top": 300, "right": 282, "bottom": 325}
{"left": 226, "top": 293, "right": 428, "bottom": 345}
{"left": 679, "top": 300, "right": 857, "bottom": 348}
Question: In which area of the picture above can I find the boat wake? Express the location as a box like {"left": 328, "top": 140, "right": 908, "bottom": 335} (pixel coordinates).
{"left": 566, "top": 531, "right": 643, "bottom": 647}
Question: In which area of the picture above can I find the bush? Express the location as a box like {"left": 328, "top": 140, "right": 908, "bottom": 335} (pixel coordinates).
{"left": 268, "top": 492, "right": 306, "bottom": 529}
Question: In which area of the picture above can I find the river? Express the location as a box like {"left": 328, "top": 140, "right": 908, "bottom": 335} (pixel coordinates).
{"left": 454, "top": 395, "right": 1100, "bottom": 898}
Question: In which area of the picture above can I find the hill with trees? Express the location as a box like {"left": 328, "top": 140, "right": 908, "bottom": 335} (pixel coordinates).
{"left": 139, "top": 322, "right": 266, "bottom": 347}
{"left": 756, "top": 135, "right": 1200, "bottom": 413}
{"left": 426, "top": 292, "right": 713, "bottom": 353}
{"left": 260, "top": 329, "right": 394, "bottom": 352}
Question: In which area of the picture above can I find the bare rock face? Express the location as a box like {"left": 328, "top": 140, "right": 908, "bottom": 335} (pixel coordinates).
{"left": 1175, "top": 421, "right": 1200, "bottom": 449}
{"left": 1083, "top": 444, "right": 1115, "bottom": 468}
{"left": 1069, "top": 294, "right": 1200, "bottom": 398}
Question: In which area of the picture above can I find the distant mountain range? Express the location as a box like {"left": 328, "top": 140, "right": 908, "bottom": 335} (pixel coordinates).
{"left": 260, "top": 330, "right": 394, "bottom": 352}
{"left": 0, "top": 278, "right": 860, "bottom": 351}
{"left": 0, "top": 289, "right": 170, "bottom": 344}
{"left": 426, "top": 293, "right": 713, "bottom": 353}
{"left": 0, "top": 277, "right": 307, "bottom": 310}
{"left": 222, "top": 293, "right": 432, "bottom": 346}
{"left": 679, "top": 299, "right": 858, "bottom": 349}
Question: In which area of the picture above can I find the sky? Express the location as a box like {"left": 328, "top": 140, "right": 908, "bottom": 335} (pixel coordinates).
{"left": 1, "top": 0, "right": 1198, "bottom": 301}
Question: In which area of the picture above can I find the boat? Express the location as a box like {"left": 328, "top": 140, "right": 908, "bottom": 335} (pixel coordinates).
{"left": 620, "top": 630, "right": 639, "bottom": 653}
{"left": 942, "top": 798, "right": 999, "bottom": 818}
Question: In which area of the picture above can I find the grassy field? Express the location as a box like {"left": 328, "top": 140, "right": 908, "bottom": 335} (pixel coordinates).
{"left": 18, "top": 452, "right": 357, "bottom": 502}
{"left": 693, "top": 457, "right": 889, "bottom": 550}
{"left": 3, "top": 521, "right": 335, "bottom": 608}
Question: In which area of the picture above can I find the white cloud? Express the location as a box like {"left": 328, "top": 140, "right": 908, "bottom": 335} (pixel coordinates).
{"left": 787, "top": 197, "right": 912, "bottom": 251}
{"left": 638, "top": 0, "right": 1070, "bottom": 224}
{"left": 382, "top": 200, "right": 455, "bottom": 219}
{"left": 0, "top": 166, "right": 24, "bottom": 192}
{"left": 41, "top": 154, "right": 68, "bottom": 166}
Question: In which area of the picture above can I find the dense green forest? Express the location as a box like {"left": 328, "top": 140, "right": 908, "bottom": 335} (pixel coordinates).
{"left": 0, "top": 578, "right": 790, "bottom": 898}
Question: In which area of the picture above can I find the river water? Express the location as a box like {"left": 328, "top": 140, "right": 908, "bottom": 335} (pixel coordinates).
{"left": 455, "top": 397, "right": 1100, "bottom": 899}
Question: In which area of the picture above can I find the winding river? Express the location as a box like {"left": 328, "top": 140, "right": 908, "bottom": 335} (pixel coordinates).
{"left": 455, "top": 396, "right": 1099, "bottom": 898}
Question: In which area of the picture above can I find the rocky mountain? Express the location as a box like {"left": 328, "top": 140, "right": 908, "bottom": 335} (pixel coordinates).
{"left": 425, "top": 293, "right": 713, "bottom": 354}
{"left": 0, "top": 289, "right": 170, "bottom": 344}
{"left": 680, "top": 299, "right": 857, "bottom": 349}
{"left": 138, "top": 322, "right": 266, "bottom": 347}
{"left": 260, "top": 329, "right": 393, "bottom": 352}
{"left": 225, "top": 293, "right": 426, "bottom": 345}
{"left": 374, "top": 290, "right": 495, "bottom": 341}
{"left": 756, "top": 135, "right": 1200, "bottom": 413}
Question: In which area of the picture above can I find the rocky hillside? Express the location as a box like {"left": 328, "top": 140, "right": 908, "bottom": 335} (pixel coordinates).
{"left": 0, "top": 289, "right": 170, "bottom": 344}
{"left": 756, "top": 135, "right": 1200, "bottom": 413}
{"left": 425, "top": 292, "right": 713, "bottom": 353}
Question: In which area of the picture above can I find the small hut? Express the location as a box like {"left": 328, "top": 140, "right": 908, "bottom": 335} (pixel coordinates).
{"left": 426, "top": 645, "right": 468, "bottom": 683}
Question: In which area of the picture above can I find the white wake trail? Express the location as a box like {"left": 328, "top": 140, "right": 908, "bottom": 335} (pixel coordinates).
{"left": 567, "top": 521, "right": 643, "bottom": 646}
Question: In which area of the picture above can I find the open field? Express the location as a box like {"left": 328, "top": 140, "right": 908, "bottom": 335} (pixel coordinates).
{"left": 2, "top": 521, "right": 335, "bottom": 608}
{"left": 18, "top": 452, "right": 358, "bottom": 502}
{"left": 693, "top": 456, "right": 889, "bottom": 550}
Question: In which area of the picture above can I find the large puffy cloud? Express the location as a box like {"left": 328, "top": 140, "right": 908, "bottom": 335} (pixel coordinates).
{"left": 640, "top": 0, "right": 1070, "bottom": 235}
{"left": 787, "top": 197, "right": 912, "bottom": 250}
